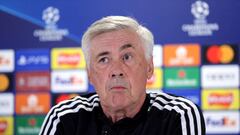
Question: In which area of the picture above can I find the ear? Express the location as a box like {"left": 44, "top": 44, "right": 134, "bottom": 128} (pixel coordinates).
{"left": 147, "top": 56, "right": 154, "bottom": 79}
{"left": 87, "top": 68, "right": 94, "bottom": 85}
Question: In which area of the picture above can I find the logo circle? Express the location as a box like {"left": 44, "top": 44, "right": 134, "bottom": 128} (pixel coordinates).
{"left": 0, "top": 74, "right": 9, "bottom": 91}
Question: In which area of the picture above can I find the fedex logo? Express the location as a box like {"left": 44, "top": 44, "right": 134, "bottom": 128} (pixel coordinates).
{"left": 206, "top": 117, "right": 236, "bottom": 127}
{"left": 16, "top": 49, "right": 50, "bottom": 70}
{"left": 0, "top": 50, "right": 14, "bottom": 72}
{"left": 51, "top": 70, "right": 88, "bottom": 93}
{"left": 204, "top": 111, "right": 240, "bottom": 134}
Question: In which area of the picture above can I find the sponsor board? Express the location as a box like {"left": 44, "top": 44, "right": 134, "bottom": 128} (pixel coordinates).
{"left": 16, "top": 115, "right": 44, "bottom": 135}
{"left": 204, "top": 111, "right": 240, "bottom": 134}
{"left": 164, "top": 89, "right": 201, "bottom": 106}
{"left": 16, "top": 71, "right": 50, "bottom": 91}
{"left": 202, "top": 44, "right": 239, "bottom": 64}
{"left": 201, "top": 65, "right": 239, "bottom": 88}
{"left": 146, "top": 68, "right": 162, "bottom": 89}
{"left": 202, "top": 89, "right": 239, "bottom": 110}
{"left": 0, "top": 49, "right": 14, "bottom": 72}
{"left": 153, "top": 45, "right": 162, "bottom": 67}
{"left": 51, "top": 70, "right": 88, "bottom": 93}
{"left": 51, "top": 48, "right": 86, "bottom": 69}
{"left": 0, "top": 73, "right": 12, "bottom": 92}
{"left": 163, "top": 44, "right": 200, "bottom": 67}
{"left": 0, "top": 116, "right": 13, "bottom": 135}
{"left": 164, "top": 67, "right": 200, "bottom": 88}
{"left": 15, "top": 93, "right": 50, "bottom": 114}
{"left": 0, "top": 93, "right": 14, "bottom": 115}
{"left": 15, "top": 49, "right": 50, "bottom": 71}
{"left": 52, "top": 93, "right": 79, "bottom": 105}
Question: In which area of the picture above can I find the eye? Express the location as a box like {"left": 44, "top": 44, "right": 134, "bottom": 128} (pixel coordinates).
{"left": 122, "top": 53, "right": 132, "bottom": 61}
{"left": 98, "top": 57, "right": 109, "bottom": 63}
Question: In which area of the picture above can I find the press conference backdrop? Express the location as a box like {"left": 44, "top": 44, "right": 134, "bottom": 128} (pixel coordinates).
{"left": 0, "top": 0, "right": 239, "bottom": 135}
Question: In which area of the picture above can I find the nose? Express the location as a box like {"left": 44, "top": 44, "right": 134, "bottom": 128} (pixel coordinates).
{"left": 110, "top": 62, "right": 125, "bottom": 78}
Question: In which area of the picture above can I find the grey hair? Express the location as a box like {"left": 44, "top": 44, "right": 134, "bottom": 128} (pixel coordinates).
{"left": 81, "top": 16, "right": 154, "bottom": 68}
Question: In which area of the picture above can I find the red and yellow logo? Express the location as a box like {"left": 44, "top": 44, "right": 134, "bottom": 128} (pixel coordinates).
{"left": 163, "top": 44, "right": 200, "bottom": 67}
{"left": 202, "top": 89, "right": 239, "bottom": 110}
{"left": 146, "top": 68, "right": 162, "bottom": 89}
{"left": 206, "top": 44, "right": 235, "bottom": 64}
{"left": 0, "top": 117, "right": 13, "bottom": 135}
{"left": 51, "top": 48, "right": 86, "bottom": 69}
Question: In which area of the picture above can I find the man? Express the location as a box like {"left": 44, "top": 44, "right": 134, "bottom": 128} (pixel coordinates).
{"left": 39, "top": 16, "right": 205, "bottom": 135}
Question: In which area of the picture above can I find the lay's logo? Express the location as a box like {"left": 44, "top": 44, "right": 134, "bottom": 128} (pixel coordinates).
{"left": 208, "top": 93, "right": 233, "bottom": 107}
{"left": 58, "top": 52, "right": 80, "bottom": 66}
{"left": 202, "top": 89, "right": 239, "bottom": 110}
{"left": 0, "top": 117, "right": 13, "bottom": 135}
{"left": 146, "top": 68, "right": 162, "bottom": 89}
{"left": 52, "top": 48, "right": 86, "bottom": 69}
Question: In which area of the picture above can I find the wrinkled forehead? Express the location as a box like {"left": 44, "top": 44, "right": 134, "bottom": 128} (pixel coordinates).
{"left": 89, "top": 29, "right": 143, "bottom": 53}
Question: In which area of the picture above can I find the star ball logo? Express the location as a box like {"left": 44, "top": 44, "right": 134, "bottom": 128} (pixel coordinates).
{"left": 42, "top": 7, "right": 60, "bottom": 28}
{"left": 191, "top": 0, "right": 209, "bottom": 20}
{"left": 33, "top": 6, "right": 69, "bottom": 42}
{"left": 182, "top": 0, "right": 219, "bottom": 36}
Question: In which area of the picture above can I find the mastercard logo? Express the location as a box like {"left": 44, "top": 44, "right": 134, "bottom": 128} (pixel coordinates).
{"left": 0, "top": 74, "right": 9, "bottom": 91}
{"left": 206, "top": 45, "right": 235, "bottom": 64}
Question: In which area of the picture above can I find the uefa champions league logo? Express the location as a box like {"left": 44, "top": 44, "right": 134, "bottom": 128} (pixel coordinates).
{"left": 191, "top": 1, "right": 209, "bottom": 20}
{"left": 33, "top": 6, "right": 69, "bottom": 41}
{"left": 181, "top": 0, "right": 219, "bottom": 36}
{"left": 42, "top": 7, "right": 60, "bottom": 28}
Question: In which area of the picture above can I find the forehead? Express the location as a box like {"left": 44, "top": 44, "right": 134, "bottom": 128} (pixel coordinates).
{"left": 89, "top": 29, "right": 142, "bottom": 51}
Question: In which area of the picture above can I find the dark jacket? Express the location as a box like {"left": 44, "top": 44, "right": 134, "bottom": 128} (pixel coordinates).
{"left": 39, "top": 92, "right": 205, "bottom": 135}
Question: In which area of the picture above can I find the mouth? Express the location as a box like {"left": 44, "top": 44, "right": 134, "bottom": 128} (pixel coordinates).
{"left": 110, "top": 86, "right": 127, "bottom": 91}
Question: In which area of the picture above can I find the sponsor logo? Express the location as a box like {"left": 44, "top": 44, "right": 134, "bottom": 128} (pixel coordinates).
{"left": 0, "top": 74, "right": 10, "bottom": 92}
{"left": 201, "top": 65, "right": 239, "bottom": 88}
{"left": 15, "top": 93, "right": 50, "bottom": 114}
{"left": 204, "top": 111, "right": 240, "bottom": 134}
{"left": 153, "top": 45, "right": 162, "bottom": 67}
{"left": 202, "top": 89, "right": 239, "bottom": 110}
{"left": 16, "top": 116, "right": 45, "bottom": 135}
{"left": 0, "top": 49, "right": 14, "bottom": 72}
{"left": 16, "top": 71, "right": 50, "bottom": 91}
{"left": 164, "top": 67, "right": 199, "bottom": 88}
{"left": 163, "top": 44, "right": 200, "bottom": 66}
{"left": 51, "top": 48, "right": 86, "bottom": 69}
{"left": 181, "top": 0, "right": 219, "bottom": 36}
{"left": 51, "top": 70, "right": 88, "bottom": 93}
{"left": 0, "top": 117, "right": 13, "bottom": 135}
{"left": 202, "top": 44, "right": 238, "bottom": 64}
{"left": 0, "top": 93, "right": 14, "bottom": 115}
{"left": 0, "top": 73, "right": 12, "bottom": 92}
{"left": 52, "top": 93, "right": 79, "bottom": 105}
{"left": 33, "top": 6, "right": 69, "bottom": 41}
{"left": 16, "top": 49, "right": 50, "bottom": 71}
{"left": 146, "top": 68, "right": 162, "bottom": 89}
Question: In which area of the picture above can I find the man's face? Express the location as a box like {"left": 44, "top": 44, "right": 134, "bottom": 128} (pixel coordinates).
{"left": 88, "top": 29, "right": 153, "bottom": 110}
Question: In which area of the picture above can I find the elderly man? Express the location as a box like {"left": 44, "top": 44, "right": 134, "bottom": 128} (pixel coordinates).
{"left": 40, "top": 16, "right": 205, "bottom": 135}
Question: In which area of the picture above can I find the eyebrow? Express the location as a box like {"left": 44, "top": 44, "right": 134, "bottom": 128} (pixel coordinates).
{"left": 95, "top": 44, "right": 134, "bottom": 58}
{"left": 120, "top": 44, "right": 134, "bottom": 51}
